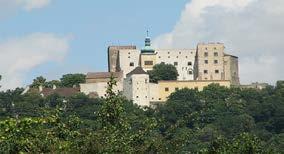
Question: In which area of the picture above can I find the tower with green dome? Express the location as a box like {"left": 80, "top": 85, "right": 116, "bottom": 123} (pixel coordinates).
{"left": 141, "top": 31, "right": 155, "bottom": 53}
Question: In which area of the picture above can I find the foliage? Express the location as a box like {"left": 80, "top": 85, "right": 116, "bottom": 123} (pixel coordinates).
{"left": 148, "top": 63, "right": 179, "bottom": 83}
{"left": 0, "top": 79, "right": 283, "bottom": 153}
{"left": 60, "top": 73, "right": 86, "bottom": 88}
{"left": 30, "top": 76, "right": 47, "bottom": 88}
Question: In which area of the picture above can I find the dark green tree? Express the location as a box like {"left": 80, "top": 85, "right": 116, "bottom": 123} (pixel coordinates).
{"left": 30, "top": 76, "right": 46, "bottom": 88}
{"left": 148, "top": 63, "right": 179, "bottom": 83}
{"left": 60, "top": 74, "right": 86, "bottom": 88}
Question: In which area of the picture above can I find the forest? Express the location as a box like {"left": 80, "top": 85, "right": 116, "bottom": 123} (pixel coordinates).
{"left": 0, "top": 75, "right": 283, "bottom": 153}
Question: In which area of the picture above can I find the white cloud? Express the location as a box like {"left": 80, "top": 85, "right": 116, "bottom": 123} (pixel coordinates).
{"left": 0, "top": 33, "right": 70, "bottom": 90}
{"left": 153, "top": 0, "right": 284, "bottom": 84}
{"left": 0, "top": 0, "right": 50, "bottom": 18}
{"left": 17, "top": 0, "right": 51, "bottom": 11}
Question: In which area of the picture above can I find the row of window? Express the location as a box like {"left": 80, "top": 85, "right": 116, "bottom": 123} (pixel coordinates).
{"left": 205, "top": 47, "right": 218, "bottom": 50}
{"left": 159, "top": 51, "right": 194, "bottom": 55}
{"left": 165, "top": 87, "right": 198, "bottom": 92}
{"left": 204, "top": 60, "right": 219, "bottom": 64}
{"left": 158, "top": 55, "right": 193, "bottom": 59}
{"left": 204, "top": 52, "right": 219, "bottom": 57}
{"left": 203, "top": 70, "right": 219, "bottom": 74}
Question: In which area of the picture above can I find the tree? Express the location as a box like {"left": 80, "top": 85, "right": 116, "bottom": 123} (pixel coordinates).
{"left": 60, "top": 74, "right": 86, "bottom": 88}
{"left": 148, "top": 63, "right": 179, "bottom": 83}
{"left": 45, "top": 80, "right": 61, "bottom": 88}
{"left": 30, "top": 76, "right": 47, "bottom": 88}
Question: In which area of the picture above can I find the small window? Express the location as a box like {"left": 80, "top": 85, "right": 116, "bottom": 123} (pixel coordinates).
{"left": 214, "top": 47, "right": 217, "bottom": 50}
{"left": 159, "top": 56, "right": 161, "bottom": 58}
{"left": 214, "top": 52, "right": 218, "bottom": 56}
{"left": 174, "top": 62, "right": 178, "bottom": 66}
{"left": 215, "top": 70, "right": 219, "bottom": 74}
{"left": 189, "top": 71, "right": 193, "bottom": 75}
{"left": 205, "top": 78, "right": 208, "bottom": 80}
{"left": 136, "top": 96, "right": 139, "bottom": 98}
{"left": 194, "top": 87, "right": 198, "bottom": 90}
{"left": 145, "top": 79, "right": 148, "bottom": 83}
{"left": 145, "top": 96, "right": 148, "bottom": 98}
{"left": 128, "top": 56, "right": 130, "bottom": 58}
{"left": 188, "top": 62, "right": 192, "bottom": 66}
{"left": 186, "top": 56, "right": 188, "bottom": 58}
{"left": 176, "top": 56, "right": 179, "bottom": 58}
{"left": 128, "top": 52, "right": 131, "bottom": 54}
{"left": 165, "top": 87, "right": 169, "bottom": 92}
{"left": 130, "top": 62, "right": 134, "bottom": 67}
{"left": 205, "top": 60, "right": 208, "bottom": 64}
{"left": 205, "top": 47, "right": 208, "bottom": 50}
{"left": 204, "top": 52, "right": 208, "bottom": 57}
{"left": 179, "top": 52, "right": 181, "bottom": 54}
{"left": 144, "top": 61, "right": 153, "bottom": 65}
{"left": 175, "top": 87, "right": 179, "bottom": 91}
{"left": 168, "top": 52, "right": 170, "bottom": 54}
{"left": 168, "top": 56, "right": 170, "bottom": 58}
{"left": 159, "top": 98, "right": 161, "bottom": 100}
{"left": 204, "top": 70, "right": 208, "bottom": 74}
{"left": 214, "top": 60, "right": 218, "bottom": 64}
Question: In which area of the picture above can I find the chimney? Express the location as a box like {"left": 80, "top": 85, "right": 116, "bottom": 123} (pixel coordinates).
{"left": 53, "top": 84, "right": 57, "bottom": 90}
{"left": 39, "top": 85, "right": 43, "bottom": 92}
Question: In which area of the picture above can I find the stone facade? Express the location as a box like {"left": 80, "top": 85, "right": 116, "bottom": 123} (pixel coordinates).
{"left": 108, "top": 46, "right": 137, "bottom": 72}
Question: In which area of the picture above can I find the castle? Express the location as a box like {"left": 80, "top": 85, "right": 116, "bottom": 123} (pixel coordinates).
{"left": 80, "top": 34, "right": 240, "bottom": 107}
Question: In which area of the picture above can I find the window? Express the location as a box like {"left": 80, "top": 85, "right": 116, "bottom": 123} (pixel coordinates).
{"left": 215, "top": 70, "right": 219, "bottom": 74}
{"left": 176, "top": 56, "right": 179, "bottom": 58}
{"left": 175, "top": 87, "right": 179, "bottom": 91}
{"left": 186, "top": 56, "right": 188, "bottom": 58}
{"left": 214, "top": 60, "right": 218, "bottom": 64}
{"left": 145, "top": 79, "right": 148, "bottom": 83}
{"left": 159, "top": 98, "right": 162, "bottom": 100}
{"left": 144, "top": 61, "right": 153, "bottom": 65}
{"left": 194, "top": 87, "right": 198, "bottom": 90}
{"left": 205, "top": 47, "right": 208, "bottom": 50}
{"left": 205, "top": 60, "right": 208, "bottom": 64}
{"left": 214, "top": 52, "right": 218, "bottom": 56}
{"left": 174, "top": 62, "right": 178, "bottom": 66}
{"left": 128, "top": 56, "right": 130, "bottom": 58}
{"left": 204, "top": 52, "right": 208, "bottom": 57}
{"left": 136, "top": 96, "right": 139, "bottom": 98}
{"left": 214, "top": 47, "right": 217, "bottom": 50}
{"left": 205, "top": 78, "right": 208, "bottom": 80}
{"left": 204, "top": 70, "right": 208, "bottom": 74}
{"left": 168, "top": 56, "right": 170, "bottom": 58}
{"left": 130, "top": 62, "right": 134, "bottom": 67}
{"left": 189, "top": 70, "right": 193, "bottom": 75}
{"left": 159, "top": 56, "right": 161, "bottom": 58}
{"left": 188, "top": 62, "right": 192, "bottom": 66}
{"left": 128, "top": 52, "right": 131, "bottom": 54}
{"left": 165, "top": 87, "right": 169, "bottom": 92}
{"left": 179, "top": 52, "right": 181, "bottom": 54}
{"left": 168, "top": 52, "right": 170, "bottom": 54}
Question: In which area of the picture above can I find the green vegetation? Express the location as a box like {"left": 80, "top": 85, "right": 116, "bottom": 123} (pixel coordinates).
{"left": 0, "top": 78, "right": 283, "bottom": 153}
{"left": 148, "top": 63, "right": 179, "bottom": 83}
{"left": 30, "top": 74, "right": 86, "bottom": 88}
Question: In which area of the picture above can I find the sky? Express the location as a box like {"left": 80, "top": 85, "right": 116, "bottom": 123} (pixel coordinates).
{"left": 0, "top": 0, "right": 283, "bottom": 90}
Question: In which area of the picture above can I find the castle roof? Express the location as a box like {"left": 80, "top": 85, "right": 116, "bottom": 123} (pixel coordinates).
{"left": 86, "top": 72, "right": 122, "bottom": 79}
{"left": 126, "top": 67, "right": 147, "bottom": 77}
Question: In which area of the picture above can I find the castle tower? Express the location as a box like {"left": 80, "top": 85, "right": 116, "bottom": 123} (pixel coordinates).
{"left": 123, "top": 67, "right": 151, "bottom": 106}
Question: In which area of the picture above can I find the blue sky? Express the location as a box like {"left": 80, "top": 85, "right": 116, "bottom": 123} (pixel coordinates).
{"left": 1, "top": 0, "right": 284, "bottom": 89}
{"left": 0, "top": 0, "right": 188, "bottom": 87}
